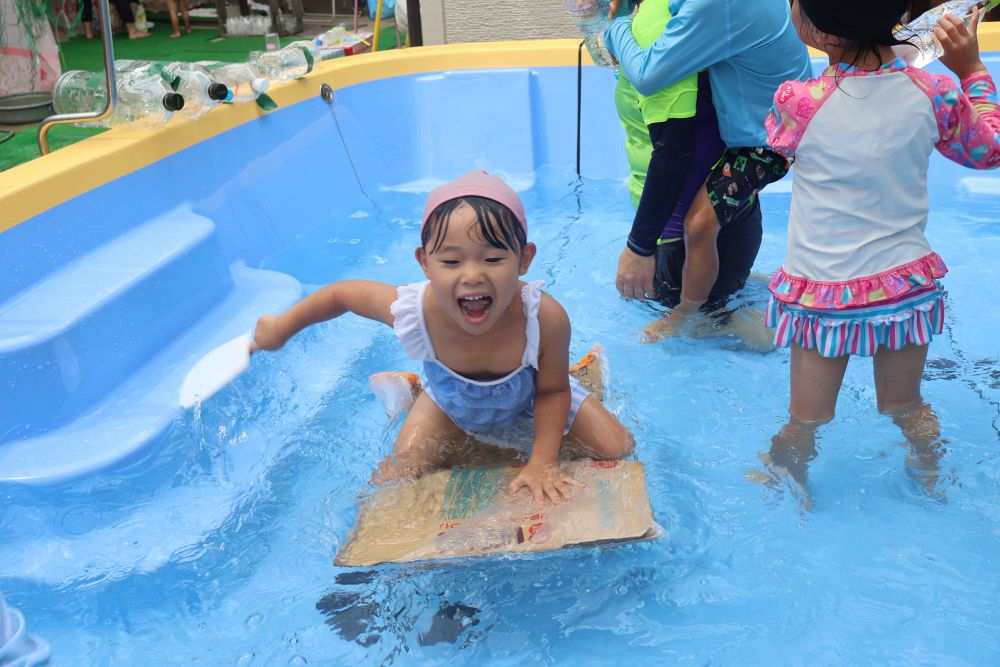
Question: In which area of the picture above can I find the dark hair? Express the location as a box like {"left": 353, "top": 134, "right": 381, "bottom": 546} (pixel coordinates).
{"left": 797, "top": 0, "right": 913, "bottom": 69}
{"left": 421, "top": 196, "right": 527, "bottom": 255}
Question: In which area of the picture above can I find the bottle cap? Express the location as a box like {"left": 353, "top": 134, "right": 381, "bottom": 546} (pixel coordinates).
{"left": 208, "top": 83, "right": 230, "bottom": 101}
{"left": 163, "top": 93, "right": 185, "bottom": 111}
{"left": 252, "top": 78, "right": 270, "bottom": 94}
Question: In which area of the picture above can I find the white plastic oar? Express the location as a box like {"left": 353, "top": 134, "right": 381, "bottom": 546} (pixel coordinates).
{"left": 178, "top": 333, "right": 253, "bottom": 409}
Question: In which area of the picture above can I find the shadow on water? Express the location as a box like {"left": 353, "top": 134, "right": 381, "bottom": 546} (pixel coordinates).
{"left": 316, "top": 568, "right": 481, "bottom": 650}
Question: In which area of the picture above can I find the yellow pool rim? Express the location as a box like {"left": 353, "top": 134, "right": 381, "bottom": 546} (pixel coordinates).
{"left": 3, "top": 26, "right": 1000, "bottom": 233}
{"left": 0, "top": 39, "right": 583, "bottom": 233}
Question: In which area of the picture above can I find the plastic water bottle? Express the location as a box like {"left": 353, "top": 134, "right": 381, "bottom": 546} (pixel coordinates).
{"left": 286, "top": 39, "right": 323, "bottom": 63}
{"left": 895, "top": 0, "right": 1000, "bottom": 68}
{"left": 313, "top": 26, "right": 353, "bottom": 48}
{"left": 52, "top": 69, "right": 185, "bottom": 129}
{"left": 226, "top": 15, "right": 269, "bottom": 35}
{"left": 116, "top": 60, "right": 230, "bottom": 120}
{"left": 563, "top": 0, "right": 615, "bottom": 69}
{"left": 252, "top": 44, "right": 315, "bottom": 81}
{"left": 163, "top": 62, "right": 231, "bottom": 119}
{"left": 313, "top": 26, "right": 371, "bottom": 57}
{"left": 196, "top": 61, "right": 269, "bottom": 103}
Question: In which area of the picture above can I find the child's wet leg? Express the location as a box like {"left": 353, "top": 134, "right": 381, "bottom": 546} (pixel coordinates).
{"left": 166, "top": 0, "right": 184, "bottom": 37}
{"left": 764, "top": 344, "right": 849, "bottom": 509}
{"left": 643, "top": 191, "right": 720, "bottom": 340}
{"left": 565, "top": 396, "right": 635, "bottom": 460}
{"left": 680, "top": 188, "right": 722, "bottom": 309}
{"left": 372, "top": 392, "right": 463, "bottom": 484}
{"left": 874, "top": 344, "right": 945, "bottom": 496}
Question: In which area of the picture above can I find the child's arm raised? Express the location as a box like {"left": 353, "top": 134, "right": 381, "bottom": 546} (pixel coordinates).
{"left": 252, "top": 280, "right": 397, "bottom": 352}
{"left": 931, "top": 9, "right": 1000, "bottom": 169}
{"left": 507, "top": 295, "right": 585, "bottom": 504}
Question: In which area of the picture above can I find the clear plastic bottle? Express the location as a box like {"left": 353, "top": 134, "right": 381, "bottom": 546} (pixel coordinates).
{"left": 286, "top": 39, "right": 323, "bottom": 63}
{"left": 52, "top": 69, "right": 185, "bottom": 129}
{"left": 895, "top": 0, "right": 1000, "bottom": 68}
{"left": 163, "top": 62, "right": 231, "bottom": 118}
{"left": 563, "top": 0, "right": 615, "bottom": 69}
{"left": 313, "top": 26, "right": 370, "bottom": 57}
{"left": 314, "top": 25, "right": 350, "bottom": 48}
{"left": 196, "top": 61, "right": 270, "bottom": 103}
{"left": 225, "top": 15, "right": 269, "bottom": 36}
{"left": 252, "top": 43, "right": 315, "bottom": 81}
{"left": 116, "top": 60, "right": 230, "bottom": 120}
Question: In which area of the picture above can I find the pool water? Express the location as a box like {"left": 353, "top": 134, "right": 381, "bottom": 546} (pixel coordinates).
{"left": 2, "top": 166, "right": 999, "bottom": 665}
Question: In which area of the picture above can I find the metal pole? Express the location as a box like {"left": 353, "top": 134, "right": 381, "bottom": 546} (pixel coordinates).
{"left": 576, "top": 41, "right": 582, "bottom": 176}
{"left": 38, "top": 0, "right": 118, "bottom": 155}
{"left": 405, "top": 0, "right": 422, "bottom": 46}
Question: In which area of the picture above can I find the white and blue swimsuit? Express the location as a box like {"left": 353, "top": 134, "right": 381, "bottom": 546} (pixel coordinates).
{"left": 391, "top": 280, "right": 590, "bottom": 450}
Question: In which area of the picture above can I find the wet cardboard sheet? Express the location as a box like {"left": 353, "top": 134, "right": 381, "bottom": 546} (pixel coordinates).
{"left": 335, "top": 459, "right": 657, "bottom": 566}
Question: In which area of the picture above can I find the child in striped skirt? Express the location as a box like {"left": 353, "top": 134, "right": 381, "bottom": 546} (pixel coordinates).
{"left": 760, "top": 0, "right": 1000, "bottom": 507}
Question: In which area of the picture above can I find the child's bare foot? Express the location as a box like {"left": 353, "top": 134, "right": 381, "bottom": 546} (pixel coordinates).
{"left": 642, "top": 308, "right": 709, "bottom": 343}
{"left": 128, "top": 30, "right": 151, "bottom": 39}
{"left": 904, "top": 445, "right": 948, "bottom": 501}
{"left": 757, "top": 451, "right": 814, "bottom": 511}
{"left": 169, "top": 31, "right": 182, "bottom": 38}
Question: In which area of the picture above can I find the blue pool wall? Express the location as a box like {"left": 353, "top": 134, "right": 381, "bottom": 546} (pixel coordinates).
{"left": 0, "top": 63, "right": 629, "bottom": 483}
{"left": 2, "top": 53, "right": 999, "bottom": 484}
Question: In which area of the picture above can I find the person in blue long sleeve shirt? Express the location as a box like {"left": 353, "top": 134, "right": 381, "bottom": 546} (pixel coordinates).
{"left": 606, "top": 0, "right": 811, "bottom": 337}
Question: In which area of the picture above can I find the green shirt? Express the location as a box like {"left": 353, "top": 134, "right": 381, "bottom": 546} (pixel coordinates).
{"left": 626, "top": 0, "right": 698, "bottom": 124}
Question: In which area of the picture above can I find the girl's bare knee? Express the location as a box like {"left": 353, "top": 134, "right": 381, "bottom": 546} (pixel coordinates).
{"left": 617, "top": 428, "right": 636, "bottom": 457}
{"left": 599, "top": 422, "right": 634, "bottom": 458}
{"left": 684, "top": 214, "right": 718, "bottom": 244}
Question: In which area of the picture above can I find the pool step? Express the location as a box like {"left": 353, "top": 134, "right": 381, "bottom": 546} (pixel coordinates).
{"left": 0, "top": 263, "right": 302, "bottom": 485}
{"left": 0, "top": 206, "right": 232, "bottom": 440}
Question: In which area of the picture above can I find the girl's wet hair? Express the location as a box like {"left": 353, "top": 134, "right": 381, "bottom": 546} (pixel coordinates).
{"left": 421, "top": 196, "right": 528, "bottom": 254}
{"left": 797, "top": 0, "right": 913, "bottom": 69}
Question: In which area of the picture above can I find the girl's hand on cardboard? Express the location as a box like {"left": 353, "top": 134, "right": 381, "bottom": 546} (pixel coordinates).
{"left": 508, "top": 459, "right": 584, "bottom": 505}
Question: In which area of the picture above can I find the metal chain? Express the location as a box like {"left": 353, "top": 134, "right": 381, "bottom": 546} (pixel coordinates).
{"left": 320, "top": 83, "right": 383, "bottom": 218}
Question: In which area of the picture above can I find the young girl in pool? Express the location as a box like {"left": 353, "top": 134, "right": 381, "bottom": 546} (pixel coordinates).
{"left": 252, "top": 170, "right": 634, "bottom": 504}
{"left": 762, "top": 0, "right": 1000, "bottom": 506}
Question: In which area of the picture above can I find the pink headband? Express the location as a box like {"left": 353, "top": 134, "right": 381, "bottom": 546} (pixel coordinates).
{"left": 421, "top": 170, "right": 528, "bottom": 234}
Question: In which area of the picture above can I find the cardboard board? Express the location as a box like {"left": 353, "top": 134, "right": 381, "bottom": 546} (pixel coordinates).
{"left": 335, "top": 459, "right": 657, "bottom": 566}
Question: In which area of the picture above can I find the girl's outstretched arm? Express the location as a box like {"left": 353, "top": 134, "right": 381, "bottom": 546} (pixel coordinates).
{"left": 252, "top": 280, "right": 397, "bottom": 352}
{"left": 507, "top": 294, "right": 583, "bottom": 504}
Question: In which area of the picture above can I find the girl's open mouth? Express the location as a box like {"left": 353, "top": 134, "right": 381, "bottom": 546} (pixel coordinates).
{"left": 458, "top": 295, "right": 493, "bottom": 324}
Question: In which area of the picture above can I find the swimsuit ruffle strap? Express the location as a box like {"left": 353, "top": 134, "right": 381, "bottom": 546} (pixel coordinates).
{"left": 520, "top": 280, "right": 545, "bottom": 370}
{"left": 769, "top": 252, "right": 948, "bottom": 309}
{"left": 390, "top": 281, "right": 435, "bottom": 361}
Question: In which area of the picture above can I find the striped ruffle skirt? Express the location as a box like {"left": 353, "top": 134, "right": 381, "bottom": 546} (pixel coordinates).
{"left": 765, "top": 284, "right": 945, "bottom": 358}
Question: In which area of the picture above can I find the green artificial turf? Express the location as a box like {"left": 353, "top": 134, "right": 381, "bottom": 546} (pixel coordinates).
{"left": 0, "top": 126, "right": 105, "bottom": 172}
{"left": 1, "top": 22, "right": 400, "bottom": 173}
